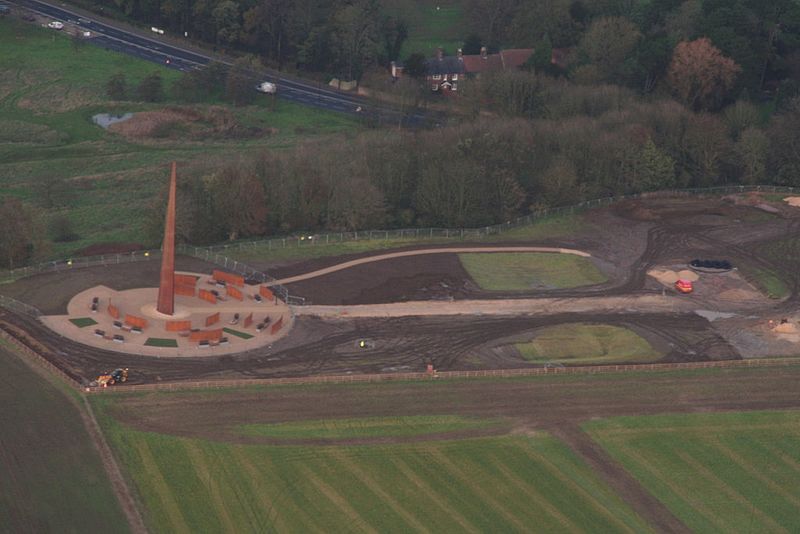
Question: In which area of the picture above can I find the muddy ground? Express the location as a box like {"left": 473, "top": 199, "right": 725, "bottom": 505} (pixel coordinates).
{"left": 2, "top": 194, "right": 800, "bottom": 383}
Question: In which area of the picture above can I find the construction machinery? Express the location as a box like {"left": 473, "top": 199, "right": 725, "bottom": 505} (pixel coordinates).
{"left": 94, "top": 368, "right": 129, "bottom": 387}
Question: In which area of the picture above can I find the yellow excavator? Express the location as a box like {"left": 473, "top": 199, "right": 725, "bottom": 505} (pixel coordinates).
{"left": 94, "top": 368, "right": 129, "bottom": 387}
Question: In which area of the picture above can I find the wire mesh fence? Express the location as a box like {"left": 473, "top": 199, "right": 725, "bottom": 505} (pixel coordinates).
{"left": 0, "top": 184, "right": 795, "bottom": 304}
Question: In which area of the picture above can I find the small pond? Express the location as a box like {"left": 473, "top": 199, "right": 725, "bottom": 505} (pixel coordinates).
{"left": 92, "top": 113, "right": 134, "bottom": 129}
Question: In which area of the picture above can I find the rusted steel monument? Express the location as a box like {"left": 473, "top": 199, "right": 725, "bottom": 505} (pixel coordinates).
{"left": 45, "top": 161, "right": 292, "bottom": 356}
{"left": 156, "top": 162, "right": 177, "bottom": 315}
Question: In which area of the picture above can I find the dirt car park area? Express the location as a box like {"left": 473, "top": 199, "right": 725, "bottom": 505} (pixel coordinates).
{"left": 3, "top": 192, "right": 800, "bottom": 385}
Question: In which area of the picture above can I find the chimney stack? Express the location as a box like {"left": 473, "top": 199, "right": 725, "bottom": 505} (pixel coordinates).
{"left": 436, "top": 47, "right": 444, "bottom": 60}
{"left": 480, "top": 46, "right": 488, "bottom": 59}
{"left": 457, "top": 48, "right": 463, "bottom": 59}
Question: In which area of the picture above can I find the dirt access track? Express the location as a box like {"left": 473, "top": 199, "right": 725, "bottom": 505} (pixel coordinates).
{"left": 2, "top": 193, "right": 800, "bottom": 384}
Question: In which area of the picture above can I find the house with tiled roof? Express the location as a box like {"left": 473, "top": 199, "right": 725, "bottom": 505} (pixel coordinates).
{"left": 425, "top": 48, "right": 465, "bottom": 93}
{"left": 390, "top": 46, "right": 569, "bottom": 94}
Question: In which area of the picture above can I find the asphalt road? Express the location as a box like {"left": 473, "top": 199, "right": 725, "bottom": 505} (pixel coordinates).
{"left": 9, "top": 0, "right": 431, "bottom": 126}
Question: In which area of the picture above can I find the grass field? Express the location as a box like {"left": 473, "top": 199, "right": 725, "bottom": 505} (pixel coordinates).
{"left": 69, "top": 316, "right": 98, "bottom": 327}
{"left": 222, "top": 327, "right": 254, "bottom": 339}
{"left": 385, "top": 0, "right": 464, "bottom": 58}
{"left": 91, "top": 394, "right": 649, "bottom": 533}
{"left": 585, "top": 410, "right": 800, "bottom": 533}
{"left": 226, "top": 212, "right": 590, "bottom": 268}
{"left": 459, "top": 252, "right": 608, "bottom": 290}
{"left": 240, "top": 415, "right": 501, "bottom": 440}
{"left": 516, "top": 323, "right": 662, "bottom": 365}
{"left": 0, "top": 342, "right": 126, "bottom": 533}
{"left": 144, "top": 337, "right": 179, "bottom": 347}
{"left": 0, "top": 17, "right": 357, "bottom": 257}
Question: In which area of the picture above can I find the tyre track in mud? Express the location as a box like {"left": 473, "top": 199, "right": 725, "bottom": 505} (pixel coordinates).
{"left": 0, "top": 310, "right": 738, "bottom": 383}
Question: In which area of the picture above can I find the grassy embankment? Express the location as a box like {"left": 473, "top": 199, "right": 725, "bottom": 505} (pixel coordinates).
{"left": 740, "top": 237, "right": 796, "bottom": 299}
{"left": 459, "top": 252, "right": 608, "bottom": 290}
{"left": 226, "top": 212, "right": 587, "bottom": 266}
{"left": 515, "top": 323, "right": 662, "bottom": 365}
{"left": 586, "top": 410, "right": 800, "bottom": 533}
{"left": 0, "top": 17, "right": 357, "bottom": 257}
{"left": 0, "top": 341, "right": 126, "bottom": 533}
{"left": 91, "top": 394, "right": 649, "bottom": 533}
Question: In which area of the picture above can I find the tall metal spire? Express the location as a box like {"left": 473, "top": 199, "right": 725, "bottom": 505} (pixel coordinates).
{"left": 156, "top": 162, "right": 177, "bottom": 315}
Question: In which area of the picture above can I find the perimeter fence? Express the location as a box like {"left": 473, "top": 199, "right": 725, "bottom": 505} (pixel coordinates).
{"left": 0, "top": 184, "right": 796, "bottom": 304}
{"left": 181, "top": 184, "right": 800, "bottom": 256}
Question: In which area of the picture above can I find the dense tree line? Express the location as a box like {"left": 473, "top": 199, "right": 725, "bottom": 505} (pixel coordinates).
{"left": 83, "top": 0, "right": 800, "bottom": 98}
{"left": 150, "top": 85, "right": 800, "bottom": 244}
{"left": 467, "top": 0, "right": 800, "bottom": 104}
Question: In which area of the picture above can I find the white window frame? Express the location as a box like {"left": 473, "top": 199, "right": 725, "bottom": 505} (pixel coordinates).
{"left": 432, "top": 74, "right": 441, "bottom": 80}
{"left": 452, "top": 74, "right": 459, "bottom": 81}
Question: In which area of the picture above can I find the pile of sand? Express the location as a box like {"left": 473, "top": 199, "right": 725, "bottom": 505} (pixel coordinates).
{"left": 772, "top": 321, "right": 798, "bottom": 334}
{"left": 783, "top": 197, "right": 800, "bottom": 207}
{"left": 648, "top": 268, "right": 699, "bottom": 285}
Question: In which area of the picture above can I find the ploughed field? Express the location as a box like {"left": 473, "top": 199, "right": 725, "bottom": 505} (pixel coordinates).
{"left": 92, "top": 365, "right": 800, "bottom": 533}
{"left": 0, "top": 343, "right": 125, "bottom": 533}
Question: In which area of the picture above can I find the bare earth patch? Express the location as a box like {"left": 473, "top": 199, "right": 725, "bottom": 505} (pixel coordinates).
{"left": 108, "top": 106, "right": 271, "bottom": 140}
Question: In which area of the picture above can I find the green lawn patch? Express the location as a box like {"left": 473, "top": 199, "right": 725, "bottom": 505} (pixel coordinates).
{"left": 0, "top": 16, "right": 358, "bottom": 258}
{"left": 240, "top": 415, "right": 497, "bottom": 440}
{"left": 69, "top": 317, "right": 98, "bottom": 328}
{"left": 459, "top": 252, "right": 607, "bottom": 290}
{"left": 516, "top": 323, "right": 662, "bottom": 365}
{"left": 585, "top": 410, "right": 800, "bottom": 533}
{"left": 91, "top": 395, "right": 650, "bottom": 533}
{"left": 222, "top": 327, "right": 253, "bottom": 340}
{"left": 0, "top": 343, "right": 127, "bottom": 533}
{"left": 388, "top": 0, "right": 464, "bottom": 58}
{"left": 144, "top": 337, "right": 178, "bottom": 347}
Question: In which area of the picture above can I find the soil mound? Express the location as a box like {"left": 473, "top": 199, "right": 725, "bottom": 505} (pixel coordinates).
{"left": 648, "top": 268, "right": 698, "bottom": 285}
{"left": 108, "top": 106, "right": 270, "bottom": 140}
{"left": 784, "top": 196, "right": 800, "bottom": 208}
{"left": 772, "top": 322, "right": 797, "bottom": 334}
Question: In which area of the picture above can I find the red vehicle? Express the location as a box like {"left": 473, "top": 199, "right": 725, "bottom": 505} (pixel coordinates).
{"left": 675, "top": 279, "right": 694, "bottom": 294}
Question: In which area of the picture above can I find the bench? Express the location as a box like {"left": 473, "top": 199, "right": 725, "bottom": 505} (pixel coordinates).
{"left": 112, "top": 321, "right": 123, "bottom": 329}
{"left": 94, "top": 329, "right": 105, "bottom": 337}
{"left": 113, "top": 334, "right": 125, "bottom": 343}
{"left": 219, "top": 337, "right": 229, "bottom": 346}
{"left": 199, "top": 340, "right": 210, "bottom": 348}
{"left": 131, "top": 326, "right": 143, "bottom": 334}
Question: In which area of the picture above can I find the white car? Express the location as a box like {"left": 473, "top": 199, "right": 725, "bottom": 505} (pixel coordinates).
{"left": 47, "top": 21, "right": 64, "bottom": 29}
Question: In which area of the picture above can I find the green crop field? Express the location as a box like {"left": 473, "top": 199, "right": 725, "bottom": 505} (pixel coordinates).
{"left": 0, "top": 17, "right": 357, "bottom": 257}
{"left": 516, "top": 323, "right": 662, "bottom": 365}
{"left": 239, "top": 415, "right": 500, "bottom": 440}
{"left": 0, "top": 342, "right": 126, "bottom": 533}
{"left": 459, "top": 252, "right": 608, "bottom": 290}
{"left": 585, "top": 410, "right": 800, "bottom": 533}
{"left": 92, "top": 395, "right": 649, "bottom": 533}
